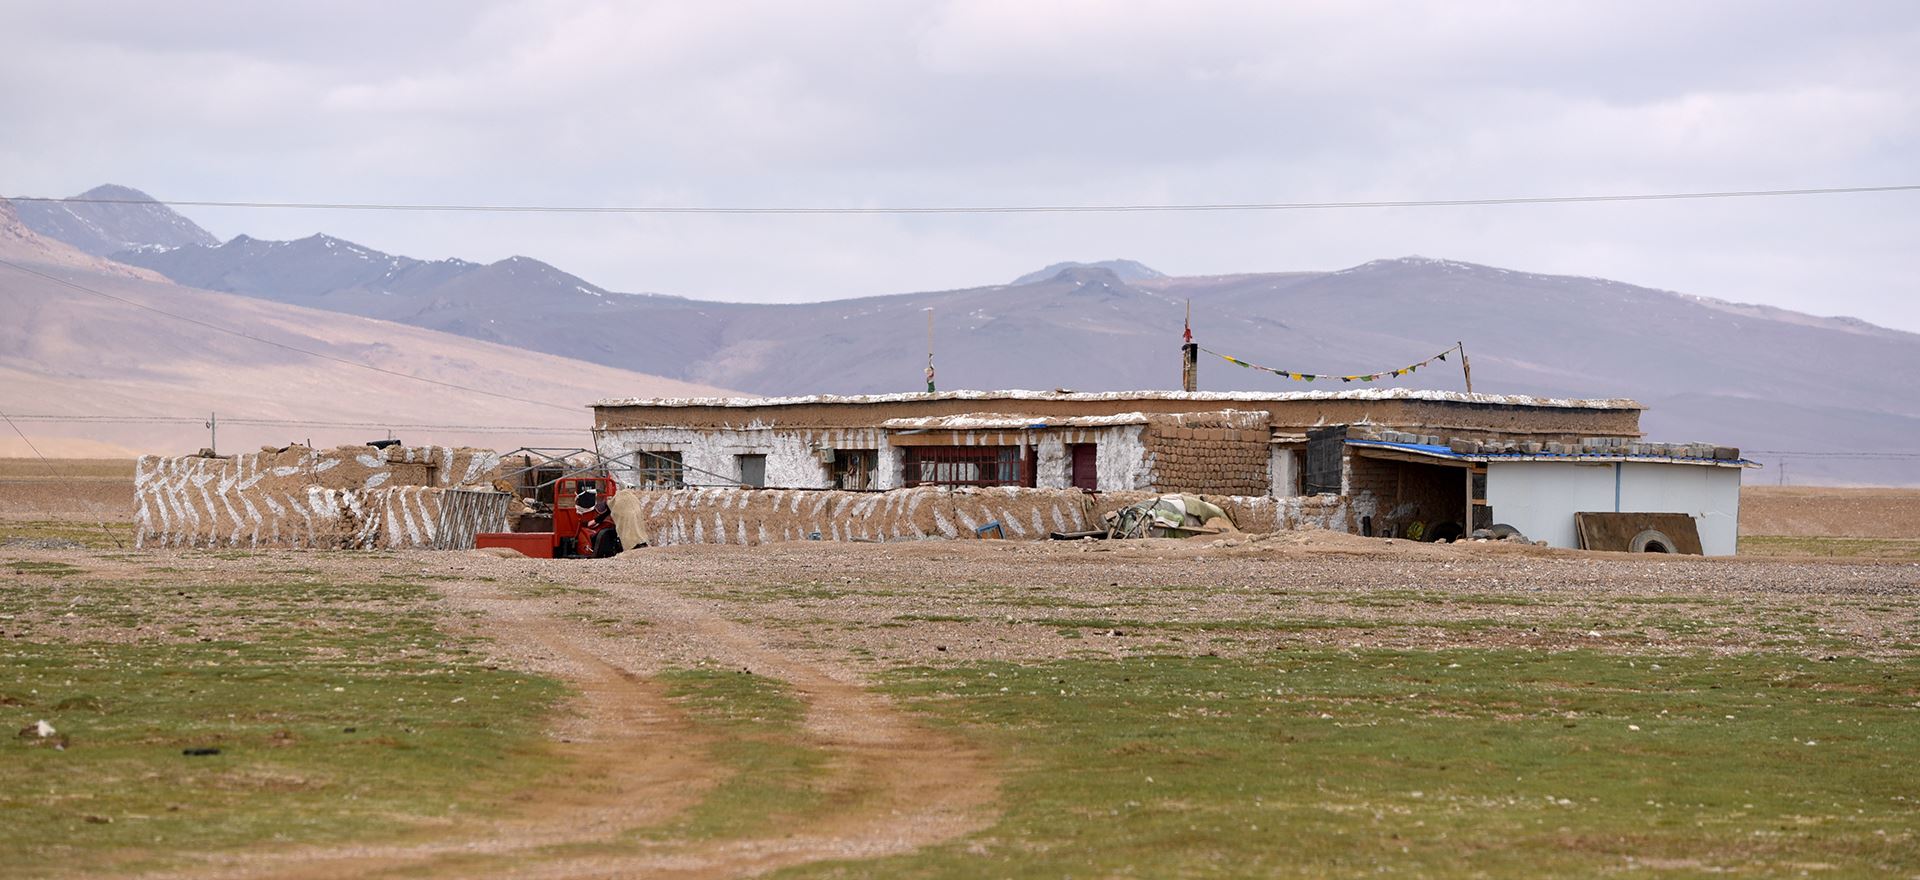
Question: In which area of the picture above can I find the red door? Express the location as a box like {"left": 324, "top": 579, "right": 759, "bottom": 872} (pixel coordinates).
{"left": 1069, "top": 444, "right": 1098, "bottom": 490}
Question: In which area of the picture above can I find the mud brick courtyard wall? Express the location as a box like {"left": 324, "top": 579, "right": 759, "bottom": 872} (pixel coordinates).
{"left": 1140, "top": 411, "right": 1271, "bottom": 496}
{"left": 618, "top": 486, "right": 1380, "bottom": 546}
{"left": 134, "top": 444, "right": 506, "bottom": 549}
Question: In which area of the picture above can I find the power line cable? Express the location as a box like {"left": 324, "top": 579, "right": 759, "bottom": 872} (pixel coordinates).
{"left": 0, "top": 257, "right": 588, "bottom": 416}
{"left": 0, "top": 404, "right": 125, "bottom": 548}
{"left": 4, "top": 414, "right": 587, "bottom": 433}
{"left": 8, "top": 184, "right": 1918, "bottom": 215}
{"left": 1745, "top": 450, "right": 1920, "bottom": 458}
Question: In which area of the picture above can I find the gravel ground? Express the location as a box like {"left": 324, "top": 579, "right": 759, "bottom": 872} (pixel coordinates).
{"left": 9, "top": 533, "right": 1917, "bottom": 668}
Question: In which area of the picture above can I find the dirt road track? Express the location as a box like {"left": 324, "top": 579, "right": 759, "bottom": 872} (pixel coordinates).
{"left": 142, "top": 569, "right": 998, "bottom": 880}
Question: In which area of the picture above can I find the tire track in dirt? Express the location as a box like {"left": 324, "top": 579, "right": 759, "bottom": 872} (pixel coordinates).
{"left": 141, "top": 567, "right": 998, "bottom": 879}
{"left": 141, "top": 592, "right": 721, "bottom": 880}
{"left": 456, "top": 578, "right": 1001, "bottom": 879}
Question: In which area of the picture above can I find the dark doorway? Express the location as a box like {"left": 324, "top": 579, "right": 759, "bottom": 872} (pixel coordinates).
{"left": 736, "top": 454, "right": 766, "bottom": 488}
{"left": 1069, "top": 443, "right": 1098, "bottom": 490}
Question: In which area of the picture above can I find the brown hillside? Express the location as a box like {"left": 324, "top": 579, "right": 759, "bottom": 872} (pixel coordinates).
{"left": 0, "top": 203, "right": 734, "bottom": 456}
{"left": 1740, "top": 485, "right": 1920, "bottom": 538}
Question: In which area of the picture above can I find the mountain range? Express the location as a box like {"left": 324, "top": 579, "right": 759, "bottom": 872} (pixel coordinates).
{"left": 0, "top": 194, "right": 728, "bottom": 457}
{"left": 7, "top": 184, "right": 1917, "bottom": 484}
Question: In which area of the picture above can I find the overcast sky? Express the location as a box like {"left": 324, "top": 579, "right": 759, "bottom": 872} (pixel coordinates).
{"left": 5, "top": 1, "right": 1918, "bottom": 330}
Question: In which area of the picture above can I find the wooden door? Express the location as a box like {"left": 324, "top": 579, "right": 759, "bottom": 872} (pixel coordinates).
{"left": 1069, "top": 443, "right": 1098, "bottom": 490}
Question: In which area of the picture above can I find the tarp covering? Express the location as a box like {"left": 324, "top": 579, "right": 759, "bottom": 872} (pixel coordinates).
{"left": 1102, "top": 494, "right": 1236, "bottom": 538}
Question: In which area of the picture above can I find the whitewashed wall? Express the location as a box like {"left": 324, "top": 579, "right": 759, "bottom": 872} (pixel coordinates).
{"left": 1619, "top": 462, "right": 1742, "bottom": 556}
{"left": 1269, "top": 448, "right": 1299, "bottom": 497}
{"left": 600, "top": 426, "right": 891, "bottom": 489}
{"left": 599, "top": 425, "right": 1149, "bottom": 492}
{"left": 1484, "top": 461, "right": 1744, "bottom": 555}
{"left": 1097, "top": 425, "right": 1151, "bottom": 492}
{"left": 1034, "top": 435, "right": 1069, "bottom": 487}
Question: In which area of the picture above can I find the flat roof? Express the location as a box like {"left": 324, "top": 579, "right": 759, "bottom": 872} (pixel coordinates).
{"left": 880, "top": 412, "right": 1156, "bottom": 430}
{"left": 1347, "top": 438, "right": 1758, "bottom": 468}
{"left": 594, "top": 388, "right": 1643, "bottom": 411}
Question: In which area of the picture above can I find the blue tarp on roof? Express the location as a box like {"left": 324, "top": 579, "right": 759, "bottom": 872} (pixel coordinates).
{"left": 1344, "top": 438, "right": 1759, "bottom": 468}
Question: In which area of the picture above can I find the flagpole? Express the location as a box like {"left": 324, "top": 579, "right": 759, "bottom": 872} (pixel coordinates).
{"left": 1458, "top": 341, "right": 1474, "bottom": 395}
{"left": 924, "top": 307, "right": 936, "bottom": 393}
{"left": 1180, "top": 299, "right": 1198, "bottom": 392}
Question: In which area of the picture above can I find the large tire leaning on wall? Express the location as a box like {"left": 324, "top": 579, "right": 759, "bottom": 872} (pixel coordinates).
{"left": 1628, "top": 529, "right": 1674, "bottom": 553}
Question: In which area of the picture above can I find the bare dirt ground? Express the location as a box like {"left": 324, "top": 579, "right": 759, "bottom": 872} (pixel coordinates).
{"left": 1741, "top": 485, "right": 1920, "bottom": 538}
{"left": 0, "top": 457, "right": 133, "bottom": 523}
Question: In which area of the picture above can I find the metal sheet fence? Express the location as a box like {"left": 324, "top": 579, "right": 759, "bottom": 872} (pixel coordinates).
{"left": 432, "top": 489, "right": 511, "bottom": 550}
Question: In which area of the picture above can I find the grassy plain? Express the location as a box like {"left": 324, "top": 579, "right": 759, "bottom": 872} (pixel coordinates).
{"left": 5, "top": 465, "right": 1920, "bottom": 877}
{"left": 0, "top": 565, "right": 563, "bottom": 877}
{"left": 783, "top": 650, "right": 1919, "bottom": 878}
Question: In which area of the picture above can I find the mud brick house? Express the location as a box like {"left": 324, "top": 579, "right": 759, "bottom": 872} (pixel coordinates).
{"left": 591, "top": 389, "right": 1754, "bottom": 554}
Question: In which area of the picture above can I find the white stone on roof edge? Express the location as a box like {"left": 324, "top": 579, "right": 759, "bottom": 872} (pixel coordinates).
{"left": 880, "top": 411, "right": 1158, "bottom": 430}
{"left": 593, "top": 388, "right": 1642, "bottom": 411}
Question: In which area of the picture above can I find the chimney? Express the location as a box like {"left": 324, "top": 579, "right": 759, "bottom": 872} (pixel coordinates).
{"left": 1181, "top": 342, "right": 1198, "bottom": 392}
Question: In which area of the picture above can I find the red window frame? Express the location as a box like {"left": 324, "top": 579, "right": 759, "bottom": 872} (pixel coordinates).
{"left": 903, "top": 446, "right": 1034, "bottom": 488}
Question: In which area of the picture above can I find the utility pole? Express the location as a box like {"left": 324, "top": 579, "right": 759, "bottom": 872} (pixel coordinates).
{"left": 204, "top": 412, "right": 217, "bottom": 455}
{"left": 1779, "top": 458, "right": 1786, "bottom": 486}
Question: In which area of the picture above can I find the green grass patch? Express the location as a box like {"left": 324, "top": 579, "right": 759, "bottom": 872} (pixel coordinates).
{"left": 0, "top": 576, "right": 564, "bottom": 877}
{"left": 561, "top": 611, "right": 651, "bottom": 636}
{"left": 1741, "top": 535, "right": 1920, "bottom": 559}
{"left": 0, "top": 521, "right": 133, "bottom": 550}
{"left": 511, "top": 583, "right": 611, "bottom": 599}
{"left": 7, "top": 560, "right": 86, "bottom": 577}
{"left": 782, "top": 650, "right": 1920, "bottom": 879}
{"left": 643, "top": 667, "right": 827, "bottom": 841}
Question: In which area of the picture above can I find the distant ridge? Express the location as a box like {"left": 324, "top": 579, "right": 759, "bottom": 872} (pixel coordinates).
{"left": 1012, "top": 259, "right": 1167, "bottom": 285}
{"left": 0, "top": 197, "right": 734, "bottom": 456}
{"left": 18, "top": 184, "right": 1920, "bottom": 483}
{"left": 5, "top": 184, "right": 218, "bottom": 256}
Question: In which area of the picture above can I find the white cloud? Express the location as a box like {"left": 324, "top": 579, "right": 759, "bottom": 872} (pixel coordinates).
{"left": 2, "top": 0, "right": 1917, "bottom": 329}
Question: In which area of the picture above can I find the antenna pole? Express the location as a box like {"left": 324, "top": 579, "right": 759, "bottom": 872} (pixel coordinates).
{"left": 205, "top": 411, "right": 217, "bottom": 455}
{"left": 1457, "top": 342, "right": 1474, "bottom": 395}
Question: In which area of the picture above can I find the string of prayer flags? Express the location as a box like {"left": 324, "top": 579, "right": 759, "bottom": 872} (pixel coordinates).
{"left": 1196, "top": 343, "right": 1464, "bottom": 384}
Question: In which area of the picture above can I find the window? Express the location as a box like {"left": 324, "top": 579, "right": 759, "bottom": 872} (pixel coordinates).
{"left": 904, "top": 446, "right": 1032, "bottom": 487}
{"left": 831, "top": 449, "right": 879, "bottom": 490}
{"left": 736, "top": 453, "right": 767, "bottom": 488}
{"left": 1304, "top": 425, "right": 1347, "bottom": 495}
{"left": 636, "top": 450, "right": 684, "bottom": 488}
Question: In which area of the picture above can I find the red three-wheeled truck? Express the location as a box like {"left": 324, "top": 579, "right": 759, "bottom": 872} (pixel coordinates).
{"left": 475, "top": 475, "right": 623, "bottom": 559}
